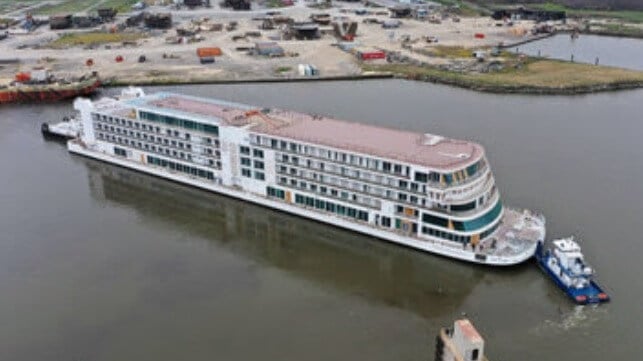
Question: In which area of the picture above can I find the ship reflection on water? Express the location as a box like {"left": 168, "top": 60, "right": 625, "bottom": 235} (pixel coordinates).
{"left": 81, "top": 157, "right": 485, "bottom": 320}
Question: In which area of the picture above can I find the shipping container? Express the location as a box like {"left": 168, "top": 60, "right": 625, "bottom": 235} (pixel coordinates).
{"left": 196, "top": 47, "right": 222, "bottom": 57}
{"left": 15, "top": 72, "right": 31, "bottom": 82}
{"left": 31, "top": 68, "right": 49, "bottom": 82}
{"left": 356, "top": 49, "right": 385, "bottom": 60}
{"left": 298, "top": 64, "right": 307, "bottom": 76}
{"left": 200, "top": 57, "right": 215, "bottom": 64}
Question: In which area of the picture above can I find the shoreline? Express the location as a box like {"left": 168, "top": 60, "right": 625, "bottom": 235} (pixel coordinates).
{"left": 497, "top": 33, "right": 556, "bottom": 49}
{"left": 394, "top": 72, "right": 643, "bottom": 95}
{"left": 104, "top": 71, "right": 643, "bottom": 95}
{"left": 363, "top": 59, "right": 643, "bottom": 95}
{"left": 580, "top": 29, "right": 643, "bottom": 39}
{"left": 104, "top": 73, "right": 394, "bottom": 87}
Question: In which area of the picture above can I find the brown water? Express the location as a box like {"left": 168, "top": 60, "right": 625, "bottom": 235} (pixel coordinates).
{"left": 1, "top": 81, "right": 642, "bottom": 361}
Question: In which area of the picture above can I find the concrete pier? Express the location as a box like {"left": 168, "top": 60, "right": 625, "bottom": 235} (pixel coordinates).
{"left": 435, "top": 319, "right": 489, "bottom": 361}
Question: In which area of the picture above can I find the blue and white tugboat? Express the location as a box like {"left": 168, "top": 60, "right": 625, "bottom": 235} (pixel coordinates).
{"left": 536, "top": 237, "right": 610, "bottom": 305}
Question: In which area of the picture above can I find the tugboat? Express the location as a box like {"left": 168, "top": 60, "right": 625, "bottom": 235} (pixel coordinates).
{"left": 536, "top": 237, "right": 610, "bottom": 305}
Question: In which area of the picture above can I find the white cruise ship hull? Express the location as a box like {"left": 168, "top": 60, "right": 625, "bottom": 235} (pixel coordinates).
{"left": 68, "top": 141, "right": 543, "bottom": 266}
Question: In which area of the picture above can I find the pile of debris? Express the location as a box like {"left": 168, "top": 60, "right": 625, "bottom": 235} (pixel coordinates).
{"left": 49, "top": 8, "right": 118, "bottom": 30}
{"left": 310, "top": 13, "right": 331, "bottom": 25}
{"left": 252, "top": 42, "right": 285, "bottom": 57}
{"left": 220, "top": 0, "right": 251, "bottom": 11}
{"left": 125, "top": 12, "right": 144, "bottom": 27}
{"left": 257, "top": 15, "right": 293, "bottom": 30}
{"left": 144, "top": 13, "right": 172, "bottom": 29}
{"left": 49, "top": 14, "right": 72, "bottom": 30}
{"left": 285, "top": 22, "right": 320, "bottom": 40}
{"left": 183, "top": 0, "right": 212, "bottom": 8}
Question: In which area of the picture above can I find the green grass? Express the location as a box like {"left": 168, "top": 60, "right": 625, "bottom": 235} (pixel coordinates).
{"left": 48, "top": 31, "right": 145, "bottom": 48}
{"left": 430, "top": 0, "right": 486, "bottom": 17}
{"left": 99, "top": 0, "right": 140, "bottom": 13}
{"left": 529, "top": 3, "right": 643, "bottom": 23}
{"left": 34, "top": 0, "right": 98, "bottom": 15}
{"left": 0, "top": 0, "right": 42, "bottom": 15}
{"left": 274, "top": 66, "right": 292, "bottom": 73}
{"left": 1, "top": 0, "right": 139, "bottom": 16}
{"left": 266, "top": 0, "right": 285, "bottom": 8}
{"left": 424, "top": 45, "right": 477, "bottom": 58}
{"left": 589, "top": 23, "right": 643, "bottom": 37}
{"left": 364, "top": 59, "right": 643, "bottom": 91}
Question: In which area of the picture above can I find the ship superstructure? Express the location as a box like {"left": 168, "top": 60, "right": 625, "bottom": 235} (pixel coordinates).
{"left": 68, "top": 90, "right": 545, "bottom": 265}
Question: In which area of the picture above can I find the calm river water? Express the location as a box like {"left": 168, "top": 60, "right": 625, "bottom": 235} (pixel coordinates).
{"left": 512, "top": 34, "right": 643, "bottom": 71}
{"left": 1, "top": 80, "right": 642, "bottom": 361}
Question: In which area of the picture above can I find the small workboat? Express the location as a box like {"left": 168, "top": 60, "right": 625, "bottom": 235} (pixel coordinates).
{"left": 536, "top": 237, "right": 609, "bottom": 305}
{"left": 41, "top": 115, "right": 81, "bottom": 140}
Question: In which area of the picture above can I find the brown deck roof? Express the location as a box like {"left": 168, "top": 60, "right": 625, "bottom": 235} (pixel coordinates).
{"left": 144, "top": 94, "right": 483, "bottom": 171}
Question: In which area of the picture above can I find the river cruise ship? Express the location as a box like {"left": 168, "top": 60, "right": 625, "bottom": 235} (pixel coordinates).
{"left": 68, "top": 89, "right": 545, "bottom": 265}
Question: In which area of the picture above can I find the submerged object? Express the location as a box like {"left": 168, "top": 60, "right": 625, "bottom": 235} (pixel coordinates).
{"left": 536, "top": 237, "right": 610, "bottom": 304}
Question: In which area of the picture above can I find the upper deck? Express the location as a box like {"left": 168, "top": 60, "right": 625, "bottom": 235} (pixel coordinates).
{"left": 119, "top": 92, "right": 484, "bottom": 171}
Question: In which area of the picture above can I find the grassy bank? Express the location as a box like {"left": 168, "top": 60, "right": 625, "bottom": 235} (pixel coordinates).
{"left": 35, "top": 0, "right": 97, "bottom": 15}
{"left": 48, "top": 32, "right": 145, "bottom": 48}
{"left": 530, "top": 3, "right": 643, "bottom": 23}
{"left": 364, "top": 60, "right": 643, "bottom": 94}
{"left": 100, "top": 0, "right": 141, "bottom": 13}
{"left": 586, "top": 23, "right": 643, "bottom": 38}
{"left": 34, "top": 0, "right": 139, "bottom": 15}
{"left": 431, "top": 0, "right": 487, "bottom": 17}
{"left": 0, "top": 0, "right": 40, "bottom": 14}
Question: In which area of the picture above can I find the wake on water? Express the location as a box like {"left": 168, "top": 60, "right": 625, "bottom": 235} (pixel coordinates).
{"left": 531, "top": 304, "right": 608, "bottom": 335}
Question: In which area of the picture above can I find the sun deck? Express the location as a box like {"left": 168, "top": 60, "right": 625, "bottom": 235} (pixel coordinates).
{"left": 126, "top": 92, "right": 484, "bottom": 171}
{"left": 479, "top": 208, "right": 545, "bottom": 260}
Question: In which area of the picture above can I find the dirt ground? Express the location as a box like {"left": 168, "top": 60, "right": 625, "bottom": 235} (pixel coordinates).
{"left": 0, "top": 1, "right": 545, "bottom": 84}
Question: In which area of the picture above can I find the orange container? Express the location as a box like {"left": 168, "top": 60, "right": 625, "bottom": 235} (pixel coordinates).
{"left": 15, "top": 72, "right": 31, "bottom": 82}
{"left": 196, "top": 47, "right": 222, "bottom": 57}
